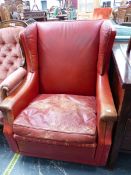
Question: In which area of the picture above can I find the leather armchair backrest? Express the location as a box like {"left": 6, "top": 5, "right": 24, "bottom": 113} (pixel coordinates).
{"left": 20, "top": 20, "right": 115, "bottom": 96}
{"left": 0, "top": 27, "right": 24, "bottom": 84}
{"left": 37, "top": 20, "right": 103, "bottom": 96}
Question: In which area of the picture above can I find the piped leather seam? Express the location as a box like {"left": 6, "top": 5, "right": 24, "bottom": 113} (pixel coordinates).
{"left": 13, "top": 125, "right": 96, "bottom": 136}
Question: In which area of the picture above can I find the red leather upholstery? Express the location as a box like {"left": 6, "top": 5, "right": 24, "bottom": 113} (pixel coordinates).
{"left": 97, "top": 20, "right": 116, "bottom": 75}
{"left": 0, "top": 26, "right": 25, "bottom": 124}
{"left": 0, "top": 20, "right": 117, "bottom": 166}
{"left": 37, "top": 21, "right": 101, "bottom": 95}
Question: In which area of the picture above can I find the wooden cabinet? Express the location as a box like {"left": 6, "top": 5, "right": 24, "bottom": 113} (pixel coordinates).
{"left": 23, "top": 11, "right": 47, "bottom": 21}
{"left": 121, "top": 119, "right": 131, "bottom": 150}
{"left": 108, "top": 42, "right": 131, "bottom": 167}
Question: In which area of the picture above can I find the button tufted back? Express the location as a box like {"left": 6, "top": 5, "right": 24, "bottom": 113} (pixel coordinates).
{"left": 0, "top": 26, "right": 24, "bottom": 84}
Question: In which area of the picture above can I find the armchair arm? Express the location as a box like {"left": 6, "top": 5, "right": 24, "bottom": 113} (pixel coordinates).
{"left": 0, "top": 72, "right": 39, "bottom": 119}
{"left": 0, "top": 67, "right": 27, "bottom": 100}
{"left": 96, "top": 73, "right": 117, "bottom": 122}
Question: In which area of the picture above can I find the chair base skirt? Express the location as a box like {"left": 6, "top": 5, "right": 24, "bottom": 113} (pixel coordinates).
{"left": 14, "top": 135, "right": 99, "bottom": 165}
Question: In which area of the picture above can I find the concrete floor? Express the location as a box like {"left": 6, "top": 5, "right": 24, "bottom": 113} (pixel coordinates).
{"left": 0, "top": 132, "right": 131, "bottom": 175}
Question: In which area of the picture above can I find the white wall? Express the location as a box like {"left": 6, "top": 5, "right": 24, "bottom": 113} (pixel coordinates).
{"left": 47, "top": 0, "right": 59, "bottom": 9}
{"left": 29, "top": 0, "right": 42, "bottom": 11}
{"left": 0, "top": 0, "right": 4, "bottom": 4}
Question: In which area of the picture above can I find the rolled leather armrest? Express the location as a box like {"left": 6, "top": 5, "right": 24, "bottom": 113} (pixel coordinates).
{"left": 0, "top": 67, "right": 27, "bottom": 93}
{"left": 0, "top": 72, "right": 39, "bottom": 118}
{"left": 96, "top": 73, "right": 117, "bottom": 122}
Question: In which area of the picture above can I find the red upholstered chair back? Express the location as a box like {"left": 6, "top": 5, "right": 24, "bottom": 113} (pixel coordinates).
{"left": 93, "top": 8, "right": 112, "bottom": 19}
{"left": 37, "top": 21, "right": 103, "bottom": 95}
{"left": 0, "top": 27, "right": 24, "bottom": 84}
{"left": 23, "top": 20, "right": 103, "bottom": 96}
{"left": 21, "top": 20, "right": 114, "bottom": 96}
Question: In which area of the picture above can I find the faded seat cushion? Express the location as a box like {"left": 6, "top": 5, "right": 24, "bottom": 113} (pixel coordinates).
{"left": 13, "top": 94, "right": 97, "bottom": 144}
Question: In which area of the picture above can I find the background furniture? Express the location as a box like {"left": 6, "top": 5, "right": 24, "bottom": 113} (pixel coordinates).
{"left": 113, "top": 5, "right": 131, "bottom": 24}
{"left": 0, "top": 5, "right": 12, "bottom": 21}
{"left": 115, "top": 6, "right": 127, "bottom": 24}
{"left": 0, "top": 20, "right": 116, "bottom": 166}
{"left": 125, "top": 6, "right": 131, "bottom": 22}
{"left": 0, "top": 20, "right": 27, "bottom": 125}
{"left": 23, "top": 11, "right": 47, "bottom": 21}
{"left": 0, "top": 19, "right": 27, "bottom": 28}
{"left": 77, "top": 0, "right": 100, "bottom": 20}
{"left": 108, "top": 39, "right": 131, "bottom": 167}
{"left": 93, "top": 7, "right": 112, "bottom": 19}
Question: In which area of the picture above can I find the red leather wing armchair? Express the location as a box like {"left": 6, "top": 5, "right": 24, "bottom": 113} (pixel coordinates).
{"left": 0, "top": 20, "right": 117, "bottom": 166}
{"left": 0, "top": 25, "right": 27, "bottom": 124}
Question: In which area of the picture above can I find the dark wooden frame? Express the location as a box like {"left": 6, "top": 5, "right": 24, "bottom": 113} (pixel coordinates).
{"left": 108, "top": 41, "right": 131, "bottom": 168}
{"left": 127, "top": 37, "right": 131, "bottom": 55}
{"left": 0, "top": 19, "right": 28, "bottom": 28}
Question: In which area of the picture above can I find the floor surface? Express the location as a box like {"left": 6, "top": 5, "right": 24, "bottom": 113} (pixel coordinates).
{"left": 0, "top": 132, "right": 131, "bottom": 175}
